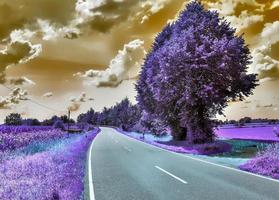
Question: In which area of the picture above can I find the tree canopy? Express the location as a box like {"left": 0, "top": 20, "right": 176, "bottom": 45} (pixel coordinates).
{"left": 136, "top": 1, "right": 258, "bottom": 143}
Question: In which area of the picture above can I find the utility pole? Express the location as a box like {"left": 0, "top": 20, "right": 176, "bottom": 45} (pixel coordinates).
{"left": 68, "top": 109, "right": 71, "bottom": 136}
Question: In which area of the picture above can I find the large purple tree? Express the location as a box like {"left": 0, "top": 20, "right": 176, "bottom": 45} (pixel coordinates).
{"left": 136, "top": 1, "right": 258, "bottom": 143}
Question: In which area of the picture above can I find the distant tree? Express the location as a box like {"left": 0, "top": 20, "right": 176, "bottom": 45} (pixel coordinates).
{"left": 114, "top": 98, "right": 141, "bottom": 131}
{"left": 5, "top": 113, "right": 22, "bottom": 125}
{"left": 134, "top": 111, "right": 168, "bottom": 136}
{"left": 22, "top": 118, "right": 41, "bottom": 126}
{"left": 60, "top": 115, "right": 75, "bottom": 124}
{"left": 136, "top": 1, "right": 258, "bottom": 143}
{"left": 53, "top": 120, "right": 65, "bottom": 130}
{"left": 77, "top": 108, "right": 98, "bottom": 124}
{"left": 239, "top": 117, "right": 252, "bottom": 125}
{"left": 41, "top": 115, "right": 60, "bottom": 126}
{"left": 76, "top": 98, "right": 141, "bottom": 130}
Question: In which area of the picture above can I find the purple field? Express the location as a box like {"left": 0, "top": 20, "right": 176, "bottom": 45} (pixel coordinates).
{"left": 0, "top": 126, "right": 64, "bottom": 152}
{"left": 0, "top": 126, "right": 99, "bottom": 200}
{"left": 215, "top": 125, "right": 279, "bottom": 142}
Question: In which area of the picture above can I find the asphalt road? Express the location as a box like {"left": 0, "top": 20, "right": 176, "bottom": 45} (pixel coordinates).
{"left": 87, "top": 127, "right": 279, "bottom": 200}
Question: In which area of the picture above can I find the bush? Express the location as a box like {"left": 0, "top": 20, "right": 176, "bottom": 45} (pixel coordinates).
{"left": 240, "top": 143, "right": 279, "bottom": 179}
{"left": 5, "top": 113, "right": 22, "bottom": 126}
{"left": 53, "top": 120, "right": 65, "bottom": 130}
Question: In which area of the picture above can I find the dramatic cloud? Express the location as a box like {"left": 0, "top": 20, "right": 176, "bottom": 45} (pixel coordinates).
{"left": 74, "top": 0, "right": 171, "bottom": 31}
{"left": 0, "top": 29, "right": 42, "bottom": 83}
{"left": 0, "top": 87, "right": 28, "bottom": 109}
{"left": 226, "top": 11, "right": 263, "bottom": 33}
{"left": 36, "top": 19, "right": 80, "bottom": 40}
{"left": 207, "top": 0, "right": 263, "bottom": 15}
{"left": 75, "top": 39, "right": 145, "bottom": 87}
{"left": 139, "top": 0, "right": 172, "bottom": 23}
{"left": 251, "top": 45, "right": 279, "bottom": 80}
{"left": 43, "top": 92, "right": 53, "bottom": 98}
{"left": 261, "top": 21, "right": 279, "bottom": 46}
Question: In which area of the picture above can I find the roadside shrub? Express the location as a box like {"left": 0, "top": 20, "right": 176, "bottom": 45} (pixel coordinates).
{"left": 53, "top": 120, "right": 65, "bottom": 130}
{"left": 240, "top": 143, "right": 279, "bottom": 179}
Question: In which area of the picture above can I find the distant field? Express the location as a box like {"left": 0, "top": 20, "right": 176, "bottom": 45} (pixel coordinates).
{"left": 215, "top": 125, "right": 279, "bottom": 142}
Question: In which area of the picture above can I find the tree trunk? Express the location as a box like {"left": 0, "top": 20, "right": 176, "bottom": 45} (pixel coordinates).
{"left": 186, "top": 104, "right": 214, "bottom": 144}
{"left": 171, "top": 126, "right": 187, "bottom": 141}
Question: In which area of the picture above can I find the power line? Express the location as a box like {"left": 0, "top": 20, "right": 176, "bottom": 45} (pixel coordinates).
{"left": 1, "top": 83, "right": 66, "bottom": 113}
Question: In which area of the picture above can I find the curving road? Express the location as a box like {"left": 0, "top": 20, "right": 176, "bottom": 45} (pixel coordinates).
{"left": 85, "top": 127, "right": 279, "bottom": 200}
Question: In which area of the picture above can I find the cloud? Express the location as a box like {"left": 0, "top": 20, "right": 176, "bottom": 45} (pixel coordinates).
{"left": 263, "top": 104, "right": 273, "bottom": 108}
{"left": 251, "top": 45, "right": 279, "bottom": 80}
{"left": 207, "top": 0, "right": 263, "bottom": 16}
{"left": 0, "top": 29, "right": 42, "bottom": 83}
{"left": 74, "top": 0, "right": 138, "bottom": 32}
{"left": 250, "top": 20, "right": 279, "bottom": 81}
{"left": 74, "top": 0, "right": 171, "bottom": 31}
{"left": 270, "top": 1, "right": 279, "bottom": 9}
{"left": 43, "top": 92, "right": 53, "bottom": 98}
{"left": 261, "top": 21, "right": 279, "bottom": 46}
{"left": 75, "top": 39, "right": 145, "bottom": 87}
{"left": 36, "top": 19, "right": 80, "bottom": 40}
{"left": 68, "top": 92, "right": 93, "bottom": 111}
{"left": 139, "top": 0, "right": 171, "bottom": 23}
{"left": 0, "top": 87, "right": 28, "bottom": 109}
{"left": 70, "top": 92, "right": 87, "bottom": 102}
{"left": 225, "top": 11, "right": 263, "bottom": 32}
{"left": 8, "top": 76, "right": 35, "bottom": 86}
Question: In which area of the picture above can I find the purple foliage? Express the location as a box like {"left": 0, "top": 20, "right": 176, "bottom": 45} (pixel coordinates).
{"left": 0, "top": 128, "right": 100, "bottom": 199}
{"left": 0, "top": 125, "right": 53, "bottom": 134}
{"left": 22, "top": 118, "right": 41, "bottom": 126}
{"left": 53, "top": 120, "right": 66, "bottom": 130}
{"left": 0, "top": 126, "right": 64, "bottom": 152}
{"left": 240, "top": 143, "right": 279, "bottom": 179}
{"left": 77, "top": 98, "right": 141, "bottom": 131}
{"left": 118, "top": 128, "right": 231, "bottom": 155}
{"left": 131, "top": 111, "right": 168, "bottom": 136}
{"left": 136, "top": 1, "right": 257, "bottom": 143}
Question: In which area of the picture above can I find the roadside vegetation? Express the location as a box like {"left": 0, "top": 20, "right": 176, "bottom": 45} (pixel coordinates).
{"left": 0, "top": 125, "right": 99, "bottom": 199}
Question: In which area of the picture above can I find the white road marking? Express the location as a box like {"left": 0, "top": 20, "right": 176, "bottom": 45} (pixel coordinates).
{"left": 155, "top": 166, "right": 187, "bottom": 184}
{"left": 109, "top": 127, "right": 279, "bottom": 184}
{"left": 123, "top": 146, "right": 132, "bottom": 152}
{"left": 88, "top": 133, "right": 98, "bottom": 200}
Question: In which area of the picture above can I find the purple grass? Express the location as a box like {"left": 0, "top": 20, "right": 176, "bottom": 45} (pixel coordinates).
{"left": 0, "top": 127, "right": 100, "bottom": 200}
{"left": 0, "top": 127, "right": 64, "bottom": 151}
{"left": 239, "top": 143, "right": 279, "bottom": 179}
{"left": 0, "top": 125, "right": 53, "bottom": 134}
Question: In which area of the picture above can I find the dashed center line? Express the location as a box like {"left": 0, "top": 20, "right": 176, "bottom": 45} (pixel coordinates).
{"left": 155, "top": 166, "right": 188, "bottom": 184}
{"left": 123, "top": 146, "right": 132, "bottom": 152}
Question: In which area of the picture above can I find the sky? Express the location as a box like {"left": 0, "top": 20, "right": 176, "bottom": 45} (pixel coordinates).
{"left": 0, "top": 0, "right": 279, "bottom": 122}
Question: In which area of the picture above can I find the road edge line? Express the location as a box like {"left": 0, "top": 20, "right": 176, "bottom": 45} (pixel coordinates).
{"left": 112, "top": 128, "right": 279, "bottom": 184}
{"left": 88, "top": 130, "right": 101, "bottom": 200}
